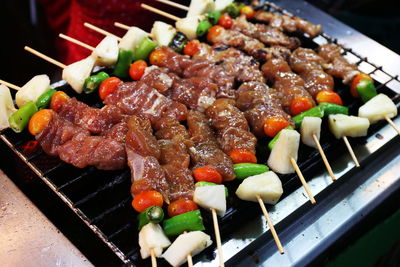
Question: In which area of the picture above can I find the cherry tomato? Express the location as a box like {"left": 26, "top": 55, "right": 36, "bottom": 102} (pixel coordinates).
{"left": 350, "top": 73, "right": 373, "bottom": 98}
{"left": 219, "top": 13, "right": 234, "bottom": 29}
{"left": 316, "top": 90, "right": 343, "bottom": 105}
{"left": 184, "top": 40, "right": 201, "bottom": 56}
{"left": 193, "top": 166, "right": 223, "bottom": 184}
{"left": 129, "top": 60, "right": 147, "bottom": 81}
{"left": 149, "top": 49, "right": 167, "bottom": 66}
{"left": 50, "top": 91, "right": 70, "bottom": 112}
{"left": 263, "top": 117, "right": 290, "bottom": 137}
{"left": 207, "top": 25, "right": 224, "bottom": 43}
{"left": 240, "top": 6, "right": 255, "bottom": 19}
{"left": 290, "top": 97, "right": 313, "bottom": 116}
{"left": 99, "top": 77, "right": 122, "bottom": 100}
{"left": 132, "top": 190, "right": 164, "bottom": 213}
{"left": 167, "top": 199, "right": 198, "bottom": 217}
{"left": 229, "top": 149, "right": 257, "bottom": 164}
{"left": 28, "top": 109, "right": 52, "bottom": 135}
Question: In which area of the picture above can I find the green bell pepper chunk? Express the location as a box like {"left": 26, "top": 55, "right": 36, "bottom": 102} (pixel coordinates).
{"left": 196, "top": 20, "right": 213, "bottom": 38}
{"left": 233, "top": 163, "right": 269, "bottom": 179}
{"left": 357, "top": 79, "right": 377, "bottom": 103}
{"left": 36, "top": 89, "right": 56, "bottom": 110}
{"left": 113, "top": 49, "right": 134, "bottom": 78}
{"left": 83, "top": 72, "right": 110, "bottom": 94}
{"left": 318, "top": 102, "right": 348, "bottom": 116}
{"left": 207, "top": 11, "right": 222, "bottom": 25}
{"left": 163, "top": 209, "right": 205, "bottom": 236}
{"left": 133, "top": 37, "right": 158, "bottom": 61}
{"left": 137, "top": 206, "right": 164, "bottom": 231}
{"left": 267, "top": 126, "right": 294, "bottom": 150}
{"left": 224, "top": 3, "right": 244, "bottom": 18}
{"left": 8, "top": 101, "right": 38, "bottom": 133}
{"left": 293, "top": 106, "right": 324, "bottom": 128}
{"left": 195, "top": 181, "right": 228, "bottom": 197}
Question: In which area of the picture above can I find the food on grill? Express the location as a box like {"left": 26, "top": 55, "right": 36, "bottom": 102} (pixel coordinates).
{"left": 119, "top": 26, "right": 148, "bottom": 51}
{"left": 195, "top": 181, "right": 229, "bottom": 197}
{"left": 132, "top": 190, "right": 164, "bottom": 213}
{"left": 9, "top": 101, "right": 38, "bottom": 133}
{"left": 138, "top": 223, "right": 171, "bottom": 259}
{"left": 233, "top": 163, "right": 269, "bottom": 179}
{"left": 214, "top": 0, "right": 233, "bottom": 11}
{"left": 300, "top": 116, "right": 322, "bottom": 148}
{"left": 350, "top": 73, "right": 373, "bottom": 98}
{"left": 92, "top": 35, "right": 119, "bottom": 67}
{"left": 229, "top": 149, "right": 257, "bottom": 164}
{"left": 267, "top": 126, "right": 293, "bottom": 151}
{"left": 187, "top": 0, "right": 214, "bottom": 17}
{"left": 114, "top": 49, "right": 135, "bottom": 78}
{"left": 235, "top": 171, "right": 283, "bottom": 204}
{"left": 163, "top": 209, "right": 205, "bottom": 236}
{"left": 15, "top": 74, "right": 50, "bottom": 108}
{"left": 62, "top": 55, "right": 96, "bottom": 93}
{"left": 193, "top": 184, "right": 227, "bottom": 216}
{"left": 0, "top": 85, "right": 17, "bottom": 130}
{"left": 83, "top": 72, "right": 109, "bottom": 94}
{"left": 99, "top": 76, "right": 122, "bottom": 100}
{"left": 28, "top": 109, "right": 53, "bottom": 135}
{"left": 167, "top": 199, "right": 198, "bottom": 217}
{"left": 268, "top": 129, "right": 300, "bottom": 174}
{"left": 162, "top": 231, "right": 212, "bottom": 267}
{"left": 318, "top": 102, "right": 348, "bottom": 117}
{"left": 138, "top": 206, "right": 165, "bottom": 230}
{"left": 354, "top": 79, "right": 377, "bottom": 103}
{"left": 176, "top": 15, "right": 204, "bottom": 40}
{"left": 358, "top": 94, "right": 398, "bottom": 124}
{"left": 328, "top": 114, "right": 370, "bottom": 139}
{"left": 316, "top": 90, "right": 342, "bottom": 106}
{"left": 193, "top": 166, "right": 223, "bottom": 184}
{"left": 151, "top": 21, "right": 177, "bottom": 47}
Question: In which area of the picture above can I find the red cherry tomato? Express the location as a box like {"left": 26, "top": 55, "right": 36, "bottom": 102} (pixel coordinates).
{"left": 290, "top": 97, "right": 313, "bottom": 116}
{"left": 229, "top": 149, "right": 257, "bottom": 164}
{"left": 132, "top": 190, "right": 164, "bottom": 212}
{"left": 207, "top": 25, "right": 224, "bottom": 43}
{"left": 316, "top": 90, "right": 343, "bottom": 105}
{"left": 99, "top": 77, "right": 122, "bottom": 100}
{"left": 50, "top": 91, "right": 70, "bottom": 112}
{"left": 167, "top": 199, "right": 198, "bottom": 217}
{"left": 149, "top": 49, "right": 167, "bottom": 66}
{"left": 219, "top": 13, "right": 234, "bottom": 29}
{"left": 193, "top": 166, "right": 223, "bottom": 184}
{"left": 129, "top": 60, "right": 147, "bottom": 81}
{"left": 263, "top": 117, "right": 290, "bottom": 137}
{"left": 184, "top": 40, "right": 201, "bottom": 56}
{"left": 240, "top": 6, "right": 255, "bottom": 19}
{"left": 28, "top": 109, "right": 52, "bottom": 135}
{"left": 350, "top": 73, "right": 373, "bottom": 98}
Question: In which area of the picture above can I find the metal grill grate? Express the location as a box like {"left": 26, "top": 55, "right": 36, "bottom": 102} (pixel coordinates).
{"left": 1, "top": 2, "right": 400, "bottom": 266}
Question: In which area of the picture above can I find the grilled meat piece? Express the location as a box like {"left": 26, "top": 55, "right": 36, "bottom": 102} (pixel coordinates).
{"left": 141, "top": 66, "right": 173, "bottom": 93}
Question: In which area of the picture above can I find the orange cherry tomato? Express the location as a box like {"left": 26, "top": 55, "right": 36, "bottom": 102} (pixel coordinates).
{"left": 193, "top": 166, "right": 223, "bottom": 184}
{"left": 263, "top": 117, "right": 290, "bottom": 137}
{"left": 50, "top": 91, "right": 70, "bottom": 112}
{"left": 132, "top": 190, "right": 164, "bottom": 212}
{"left": 129, "top": 60, "right": 147, "bottom": 81}
{"left": 149, "top": 49, "right": 167, "bottom": 66}
{"left": 207, "top": 25, "right": 224, "bottom": 43}
{"left": 316, "top": 90, "right": 343, "bottom": 105}
{"left": 240, "top": 6, "right": 255, "bottom": 19}
{"left": 290, "top": 97, "right": 313, "bottom": 116}
{"left": 229, "top": 149, "right": 257, "bottom": 164}
{"left": 350, "top": 73, "right": 373, "bottom": 98}
{"left": 28, "top": 109, "right": 53, "bottom": 135}
{"left": 99, "top": 77, "right": 122, "bottom": 100}
{"left": 167, "top": 199, "right": 198, "bottom": 217}
{"left": 218, "top": 13, "right": 234, "bottom": 29}
{"left": 184, "top": 40, "right": 201, "bottom": 56}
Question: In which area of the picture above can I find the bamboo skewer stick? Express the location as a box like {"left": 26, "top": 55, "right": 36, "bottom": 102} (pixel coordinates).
{"left": 256, "top": 195, "right": 284, "bottom": 254}
{"left": 59, "top": 34, "right": 95, "bottom": 51}
{"left": 150, "top": 248, "right": 157, "bottom": 267}
{"left": 114, "top": 22, "right": 131, "bottom": 31}
{"left": 24, "top": 46, "right": 66, "bottom": 69}
{"left": 156, "top": 0, "right": 189, "bottom": 11}
{"left": 211, "top": 208, "right": 224, "bottom": 267}
{"left": 313, "top": 134, "right": 336, "bottom": 181}
{"left": 0, "top": 80, "right": 20, "bottom": 91}
{"left": 141, "top": 3, "right": 180, "bottom": 21}
{"left": 83, "top": 22, "right": 122, "bottom": 41}
{"left": 342, "top": 136, "right": 360, "bottom": 167}
{"left": 385, "top": 115, "right": 400, "bottom": 135}
{"left": 290, "top": 157, "right": 316, "bottom": 204}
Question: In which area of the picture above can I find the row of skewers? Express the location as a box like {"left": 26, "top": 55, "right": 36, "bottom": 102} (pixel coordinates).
{"left": 1, "top": 0, "right": 399, "bottom": 266}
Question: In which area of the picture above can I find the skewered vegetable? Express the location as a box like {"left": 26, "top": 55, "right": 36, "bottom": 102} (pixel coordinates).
{"left": 358, "top": 94, "right": 398, "bottom": 124}
{"left": 168, "top": 199, "right": 198, "bottom": 217}
{"left": 356, "top": 79, "right": 377, "bottom": 103}
{"left": 129, "top": 60, "right": 147, "bottom": 81}
{"left": 169, "top": 32, "right": 188, "bottom": 53}
{"left": 290, "top": 96, "right": 314, "bottom": 116}
{"left": 62, "top": 56, "right": 96, "bottom": 93}
{"left": 195, "top": 181, "right": 228, "bottom": 197}
{"left": 350, "top": 73, "right": 373, "bottom": 98}
{"left": 0, "top": 85, "right": 17, "bottom": 130}
{"left": 264, "top": 117, "right": 291, "bottom": 137}
{"left": 118, "top": 26, "right": 148, "bottom": 51}
{"left": 235, "top": 171, "right": 283, "bottom": 204}
{"left": 149, "top": 49, "right": 167, "bottom": 65}
{"left": 268, "top": 129, "right": 300, "bottom": 174}
{"left": 224, "top": 2, "right": 243, "bottom": 17}
{"left": 187, "top": 0, "right": 214, "bottom": 17}
{"left": 300, "top": 117, "right": 322, "bottom": 148}
{"left": 293, "top": 106, "right": 324, "bottom": 128}
{"left": 138, "top": 206, "right": 165, "bottom": 230}
{"left": 233, "top": 163, "right": 269, "bottom": 179}
{"left": 316, "top": 90, "right": 343, "bottom": 106}
{"left": 8, "top": 101, "right": 38, "bottom": 133}
{"left": 193, "top": 166, "right": 223, "bottom": 184}
{"left": 132, "top": 190, "right": 164, "bottom": 212}
{"left": 193, "top": 185, "right": 226, "bottom": 216}
{"left": 319, "top": 103, "right": 348, "bottom": 116}
{"left": 36, "top": 89, "right": 56, "bottom": 109}
{"left": 268, "top": 126, "right": 294, "bottom": 150}
{"left": 50, "top": 91, "right": 70, "bottom": 112}
{"left": 197, "top": 20, "right": 213, "bottom": 37}
{"left": 133, "top": 37, "right": 158, "bottom": 61}
{"left": 176, "top": 15, "right": 204, "bottom": 40}
{"left": 16, "top": 74, "right": 50, "bottom": 108}
{"left": 207, "top": 10, "right": 222, "bottom": 25}
{"left": 151, "top": 21, "right": 177, "bottom": 47}
{"left": 229, "top": 149, "right": 257, "bottom": 164}
{"left": 162, "top": 231, "right": 212, "bottom": 267}
{"left": 99, "top": 77, "right": 122, "bottom": 100}
{"left": 328, "top": 114, "right": 370, "bottom": 139}
{"left": 183, "top": 40, "right": 201, "bottom": 56}
{"left": 139, "top": 223, "right": 171, "bottom": 259}
{"left": 28, "top": 109, "right": 53, "bottom": 135}
{"left": 113, "top": 50, "right": 134, "bottom": 78}
{"left": 83, "top": 72, "right": 110, "bottom": 94}
{"left": 92, "top": 35, "right": 119, "bottom": 67}
{"left": 163, "top": 210, "right": 205, "bottom": 236}
{"left": 218, "top": 13, "right": 234, "bottom": 29}
{"left": 214, "top": 0, "right": 233, "bottom": 11}
{"left": 240, "top": 5, "right": 255, "bottom": 19}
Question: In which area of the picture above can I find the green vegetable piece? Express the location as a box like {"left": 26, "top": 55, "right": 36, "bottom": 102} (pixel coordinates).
{"left": 137, "top": 206, "right": 165, "bottom": 231}
{"left": 224, "top": 2, "right": 244, "bottom": 17}
{"left": 133, "top": 37, "right": 158, "bottom": 61}
{"left": 83, "top": 72, "right": 110, "bottom": 94}
{"left": 357, "top": 79, "right": 377, "bottom": 103}
{"left": 318, "top": 102, "right": 349, "bottom": 116}
{"left": 8, "top": 101, "right": 38, "bottom": 133}
{"left": 163, "top": 209, "right": 205, "bottom": 236}
{"left": 195, "top": 181, "right": 228, "bottom": 197}
{"left": 169, "top": 32, "right": 188, "bottom": 53}
{"left": 113, "top": 49, "right": 135, "bottom": 78}
{"left": 36, "top": 89, "right": 56, "bottom": 110}
{"left": 207, "top": 10, "right": 222, "bottom": 25}
{"left": 196, "top": 20, "right": 213, "bottom": 38}
{"left": 268, "top": 126, "right": 294, "bottom": 150}
{"left": 293, "top": 106, "right": 324, "bottom": 128}
{"left": 233, "top": 163, "right": 269, "bottom": 179}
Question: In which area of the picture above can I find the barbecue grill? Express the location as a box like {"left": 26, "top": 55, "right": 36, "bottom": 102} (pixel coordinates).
{"left": 1, "top": 0, "right": 399, "bottom": 266}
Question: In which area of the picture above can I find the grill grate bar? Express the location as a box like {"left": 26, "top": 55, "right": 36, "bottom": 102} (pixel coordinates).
{"left": 90, "top": 197, "right": 131, "bottom": 224}
{"left": 107, "top": 222, "right": 135, "bottom": 240}
{"left": 42, "top": 161, "right": 66, "bottom": 176}
{"left": 57, "top": 167, "right": 97, "bottom": 190}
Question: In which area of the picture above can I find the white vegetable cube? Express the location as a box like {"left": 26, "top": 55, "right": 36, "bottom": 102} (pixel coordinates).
{"left": 62, "top": 55, "right": 95, "bottom": 94}
{"left": 92, "top": 35, "right": 119, "bottom": 67}
{"left": 214, "top": 0, "right": 234, "bottom": 11}
{"left": 0, "top": 85, "right": 17, "bottom": 130}
{"left": 151, "top": 21, "right": 177, "bottom": 47}
{"left": 119, "top": 26, "right": 148, "bottom": 51}
{"left": 300, "top": 116, "right": 322, "bottom": 148}
{"left": 176, "top": 16, "right": 202, "bottom": 40}
{"left": 139, "top": 223, "right": 171, "bottom": 259}
{"left": 193, "top": 185, "right": 226, "bottom": 216}
{"left": 235, "top": 172, "right": 283, "bottom": 205}
{"left": 187, "top": 0, "right": 215, "bottom": 17}
{"left": 267, "top": 129, "right": 300, "bottom": 174}
{"left": 16, "top": 74, "right": 50, "bottom": 108}
{"left": 358, "top": 94, "right": 398, "bottom": 124}
{"left": 328, "top": 114, "right": 370, "bottom": 139}
{"left": 162, "top": 231, "right": 212, "bottom": 267}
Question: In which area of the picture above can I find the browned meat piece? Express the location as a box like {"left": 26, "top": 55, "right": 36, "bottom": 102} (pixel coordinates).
{"left": 187, "top": 110, "right": 235, "bottom": 181}
{"left": 290, "top": 48, "right": 334, "bottom": 97}
{"left": 254, "top": 11, "right": 322, "bottom": 38}
{"left": 318, "top": 44, "right": 360, "bottom": 84}
{"left": 155, "top": 118, "right": 192, "bottom": 146}
{"left": 233, "top": 15, "right": 301, "bottom": 50}
{"left": 103, "top": 121, "right": 129, "bottom": 143}
{"left": 104, "top": 81, "right": 187, "bottom": 124}
{"left": 141, "top": 66, "right": 173, "bottom": 93}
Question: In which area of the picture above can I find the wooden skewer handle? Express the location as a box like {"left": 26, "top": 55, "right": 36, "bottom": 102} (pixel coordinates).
{"left": 290, "top": 157, "right": 316, "bottom": 204}
{"left": 59, "top": 34, "right": 95, "bottom": 51}
{"left": 141, "top": 3, "right": 180, "bottom": 21}
{"left": 211, "top": 208, "right": 225, "bottom": 267}
{"left": 150, "top": 248, "right": 157, "bottom": 267}
{"left": 385, "top": 115, "right": 400, "bottom": 135}
{"left": 312, "top": 134, "right": 336, "bottom": 182}
{"left": 0, "top": 80, "right": 20, "bottom": 91}
{"left": 24, "top": 46, "right": 66, "bottom": 69}
{"left": 84, "top": 22, "right": 122, "bottom": 41}
{"left": 156, "top": 0, "right": 189, "bottom": 11}
{"left": 342, "top": 136, "right": 360, "bottom": 167}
